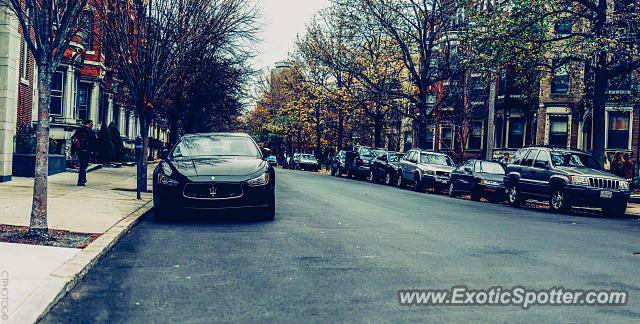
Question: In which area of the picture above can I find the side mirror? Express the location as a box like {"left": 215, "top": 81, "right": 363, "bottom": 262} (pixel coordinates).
{"left": 463, "top": 166, "right": 472, "bottom": 173}
{"left": 261, "top": 147, "right": 271, "bottom": 158}
{"left": 160, "top": 149, "right": 169, "bottom": 159}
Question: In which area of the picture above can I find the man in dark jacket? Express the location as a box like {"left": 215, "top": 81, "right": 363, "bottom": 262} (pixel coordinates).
{"left": 72, "top": 120, "right": 96, "bottom": 186}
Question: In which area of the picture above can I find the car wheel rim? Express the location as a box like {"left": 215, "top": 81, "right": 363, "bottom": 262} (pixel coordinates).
{"left": 386, "top": 173, "right": 391, "bottom": 184}
{"left": 370, "top": 171, "right": 374, "bottom": 182}
{"left": 449, "top": 182, "right": 454, "bottom": 194}
{"left": 509, "top": 187, "right": 517, "bottom": 202}
{"left": 397, "top": 176, "right": 402, "bottom": 187}
{"left": 552, "top": 191, "right": 564, "bottom": 209}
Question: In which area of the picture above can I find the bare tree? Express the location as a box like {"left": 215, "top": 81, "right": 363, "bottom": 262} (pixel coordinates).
{"left": 95, "top": 0, "right": 258, "bottom": 190}
{"left": 1, "top": 0, "right": 88, "bottom": 235}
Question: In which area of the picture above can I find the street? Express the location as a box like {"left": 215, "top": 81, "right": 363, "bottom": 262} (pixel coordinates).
{"left": 42, "top": 168, "right": 640, "bottom": 323}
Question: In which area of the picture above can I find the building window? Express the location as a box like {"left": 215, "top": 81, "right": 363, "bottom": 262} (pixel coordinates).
{"left": 551, "top": 59, "right": 569, "bottom": 94}
{"left": 494, "top": 117, "right": 503, "bottom": 148}
{"left": 425, "top": 128, "right": 434, "bottom": 150}
{"left": 50, "top": 72, "right": 64, "bottom": 115}
{"left": 80, "top": 12, "right": 94, "bottom": 51}
{"left": 468, "top": 122, "right": 482, "bottom": 149}
{"left": 441, "top": 127, "right": 453, "bottom": 150}
{"left": 608, "top": 112, "right": 629, "bottom": 149}
{"left": 426, "top": 93, "right": 436, "bottom": 112}
{"left": 549, "top": 116, "right": 568, "bottom": 148}
{"left": 403, "top": 132, "right": 412, "bottom": 152}
{"left": 554, "top": 20, "right": 572, "bottom": 35}
{"left": 508, "top": 118, "right": 524, "bottom": 148}
{"left": 470, "top": 77, "right": 484, "bottom": 98}
{"left": 77, "top": 85, "right": 90, "bottom": 121}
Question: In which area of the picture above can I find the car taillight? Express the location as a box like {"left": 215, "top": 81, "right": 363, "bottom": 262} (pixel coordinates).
{"left": 480, "top": 179, "right": 485, "bottom": 184}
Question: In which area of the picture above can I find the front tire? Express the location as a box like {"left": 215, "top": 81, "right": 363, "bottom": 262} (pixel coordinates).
{"left": 549, "top": 187, "right": 570, "bottom": 213}
{"left": 369, "top": 170, "right": 376, "bottom": 183}
{"left": 507, "top": 183, "right": 523, "bottom": 207}
{"left": 414, "top": 174, "right": 424, "bottom": 192}
{"left": 470, "top": 183, "right": 481, "bottom": 201}
{"left": 448, "top": 181, "right": 457, "bottom": 198}
{"left": 385, "top": 171, "right": 393, "bottom": 186}
{"left": 397, "top": 171, "right": 405, "bottom": 188}
{"left": 603, "top": 202, "right": 627, "bottom": 217}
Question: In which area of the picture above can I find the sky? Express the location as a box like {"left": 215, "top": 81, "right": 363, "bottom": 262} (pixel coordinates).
{"left": 253, "top": 0, "right": 331, "bottom": 73}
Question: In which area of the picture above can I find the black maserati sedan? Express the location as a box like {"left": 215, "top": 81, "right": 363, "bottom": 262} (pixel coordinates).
{"left": 448, "top": 159, "right": 505, "bottom": 202}
{"left": 153, "top": 132, "right": 275, "bottom": 220}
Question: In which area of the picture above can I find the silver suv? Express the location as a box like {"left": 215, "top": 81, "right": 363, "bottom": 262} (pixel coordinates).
{"left": 396, "top": 150, "right": 456, "bottom": 192}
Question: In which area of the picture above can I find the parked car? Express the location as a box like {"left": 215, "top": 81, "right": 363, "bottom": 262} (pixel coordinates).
{"left": 153, "top": 132, "right": 275, "bottom": 220}
{"left": 266, "top": 155, "right": 277, "bottom": 166}
{"left": 449, "top": 159, "right": 505, "bottom": 202}
{"left": 345, "top": 146, "right": 386, "bottom": 179}
{"left": 504, "top": 146, "right": 630, "bottom": 216}
{"left": 396, "top": 149, "right": 456, "bottom": 192}
{"left": 296, "top": 154, "right": 320, "bottom": 171}
{"left": 369, "top": 151, "right": 404, "bottom": 185}
{"left": 330, "top": 150, "right": 350, "bottom": 176}
{"left": 286, "top": 153, "right": 302, "bottom": 169}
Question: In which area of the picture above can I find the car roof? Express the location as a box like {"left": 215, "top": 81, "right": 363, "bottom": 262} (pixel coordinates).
{"left": 181, "top": 132, "right": 250, "bottom": 138}
{"left": 521, "top": 146, "right": 587, "bottom": 154}
{"left": 413, "top": 149, "right": 448, "bottom": 156}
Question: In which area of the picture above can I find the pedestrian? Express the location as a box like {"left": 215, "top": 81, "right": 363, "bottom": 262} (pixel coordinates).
{"left": 499, "top": 152, "right": 510, "bottom": 167}
{"left": 611, "top": 152, "right": 625, "bottom": 178}
{"left": 623, "top": 153, "right": 634, "bottom": 180}
{"left": 603, "top": 152, "right": 611, "bottom": 171}
{"left": 71, "top": 120, "right": 96, "bottom": 186}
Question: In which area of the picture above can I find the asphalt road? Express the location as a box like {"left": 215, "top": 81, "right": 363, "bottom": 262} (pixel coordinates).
{"left": 42, "top": 168, "right": 640, "bottom": 323}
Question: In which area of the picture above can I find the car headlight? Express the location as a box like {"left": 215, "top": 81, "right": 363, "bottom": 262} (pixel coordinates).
{"left": 161, "top": 162, "right": 173, "bottom": 177}
{"left": 480, "top": 179, "right": 500, "bottom": 186}
{"left": 423, "top": 169, "right": 434, "bottom": 175}
{"left": 157, "top": 172, "right": 179, "bottom": 186}
{"left": 246, "top": 171, "right": 269, "bottom": 187}
{"left": 570, "top": 175, "right": 589, "bottom": 186}
{"left": 619, "top": 180, "right": 629, "bottom": 190}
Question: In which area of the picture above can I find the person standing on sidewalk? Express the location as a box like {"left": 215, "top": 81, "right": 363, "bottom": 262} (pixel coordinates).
{"left": 623, "top": 153, "right": 634, "bottom": 180}
{"left": 71, "top": 120, "right": 96, "bottom": 186}
{"left": 603, "top": 152, "right": 611, "bottom": 171}
{"left": 611, "top": 152, "right": 624, "bottom": 178}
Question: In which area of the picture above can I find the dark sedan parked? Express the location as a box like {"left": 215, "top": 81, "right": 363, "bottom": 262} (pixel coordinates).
{"left": 153, "top": 132, "right": 275, "bottom": 220}
{"left": 369, "top": 151, "right": 404, "bottom": 185}
{"left": 448, "top": 159, "right": 505, "bottom": 202}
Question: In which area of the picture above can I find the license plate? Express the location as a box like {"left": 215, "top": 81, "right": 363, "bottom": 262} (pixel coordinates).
{"left": 600, "top": 191, "right": 612, "bottom": 199}
{"left": 437, "top": 179, "right": 447, "bottom": 183}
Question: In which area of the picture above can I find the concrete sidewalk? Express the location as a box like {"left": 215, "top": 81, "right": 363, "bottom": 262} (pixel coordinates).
{"left": 0, "top": 165, "right": 155, "bottom": 324}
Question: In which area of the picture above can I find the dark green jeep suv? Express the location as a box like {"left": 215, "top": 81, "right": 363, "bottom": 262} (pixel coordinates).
{"left": 504, "top": 147, "right": 630, "bottom": 217}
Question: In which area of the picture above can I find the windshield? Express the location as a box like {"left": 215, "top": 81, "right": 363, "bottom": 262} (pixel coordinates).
{"left": 420, "top": 153, "right": 455, "bottom": 166}
{"left": 359, "top": 147, "right": 385, "bottom": 158}
{"left": 477, "top": 161, "right": 504, "bottom": 174}
{"left": 171, "top": 135, "right": 260, "bottom": 158}
{"left": 551, "top": 152, "right": 602, "bottom": 170}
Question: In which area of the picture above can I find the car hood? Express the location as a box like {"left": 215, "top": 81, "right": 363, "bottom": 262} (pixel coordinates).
{"left": 555, "top": 166, "right": 622, "bottom": 179}
{"left": 170, "top": 156, "right": 267, "bottom": 182}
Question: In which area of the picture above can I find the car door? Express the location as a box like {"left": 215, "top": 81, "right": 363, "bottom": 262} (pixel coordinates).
{"left": 519, "top": 149, "right": 538, "bottom": 193}
{"left": 451, "top": 161, "right": 469, "bottom": 192}
{"left": 530, "top": 150, "right": 552, "bottom": 196}
{"left": 460, "top": 160, "right": 476, "bottom": 192}
{"left": 372, "top": 154, "right": 386, "bottom": 178}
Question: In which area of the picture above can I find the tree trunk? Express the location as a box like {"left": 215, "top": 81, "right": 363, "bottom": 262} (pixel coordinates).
{"left": 29, "top": 66, "right": 53, "bottom": 236}
{"left": 315, "top": 104, "right": 321, "bottom": 156}
{"left": 374, "top": 114, "right": 383, "bottom": 147}
{"left": 140, "top": 112, "right": 150, "bottom": 192}
{"left": 592, "top": 53, "right": 607, "bottom": 166}
{"left": 486, "top": 74, "right": 496, "bottom": 160}
{"left": 337, "top": 109, "right": 344, "bottom": 151}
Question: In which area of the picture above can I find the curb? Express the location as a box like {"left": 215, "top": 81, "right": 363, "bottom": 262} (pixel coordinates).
{"left": 8, "top": 200, "right": 153, "bottom": 324}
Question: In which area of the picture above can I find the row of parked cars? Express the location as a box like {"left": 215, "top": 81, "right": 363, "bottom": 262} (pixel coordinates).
{"left": 326, "top": 145, "right": 631, "bottom": 217}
